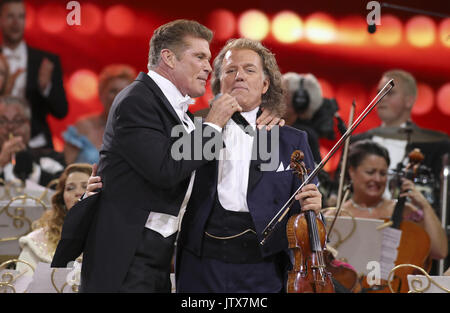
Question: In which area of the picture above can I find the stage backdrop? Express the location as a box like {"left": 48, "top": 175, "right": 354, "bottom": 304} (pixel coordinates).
{"left": 7, "top": 0, "right": 450, "bottom": 173}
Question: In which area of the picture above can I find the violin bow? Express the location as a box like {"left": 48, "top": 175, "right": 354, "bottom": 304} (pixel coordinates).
{"left": 260, "top": 79, "right": 395, "bottom": 246}
{"left": 327, "top": 99, "right": 356, "bottom": 235}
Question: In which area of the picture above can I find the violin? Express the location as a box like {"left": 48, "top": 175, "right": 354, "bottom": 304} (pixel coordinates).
{"left": 362, "top": 148, "right": 431, "bottom": 293}
{"left": 286, "top": 150, "right": 335, "bottom": 293}
{"left": 323, "top": 249, "right": 362, "bottom": 293}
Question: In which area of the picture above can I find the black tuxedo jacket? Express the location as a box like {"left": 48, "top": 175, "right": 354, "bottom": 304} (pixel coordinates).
{"left": 26, "top": 46, "right": 68, "bottom": 148}
{"left": 52, "top": 72, "right": 221, "bottom": 292}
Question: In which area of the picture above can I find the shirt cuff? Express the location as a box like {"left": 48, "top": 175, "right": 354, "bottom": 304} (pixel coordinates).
{"left": 41, "top": 82, "right": 52, "bottom": 97}
{"left": 203, "top": 122, "right": 222, "bottom": 133}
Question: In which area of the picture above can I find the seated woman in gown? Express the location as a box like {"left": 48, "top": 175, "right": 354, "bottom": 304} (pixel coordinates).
{"left": 16, "top": 163, "right": 92, "bottom": 275}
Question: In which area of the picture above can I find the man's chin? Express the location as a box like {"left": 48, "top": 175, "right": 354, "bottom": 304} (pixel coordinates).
{"left": 189, "top": 87, "right": 206, "bottom": 98}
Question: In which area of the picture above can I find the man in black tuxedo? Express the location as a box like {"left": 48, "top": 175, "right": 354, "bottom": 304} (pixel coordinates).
{"left": 0, "top": 0, "right": 68, "bottom": 149}
{"left": 52, "top": 19, "right": 245, "bottom": 293}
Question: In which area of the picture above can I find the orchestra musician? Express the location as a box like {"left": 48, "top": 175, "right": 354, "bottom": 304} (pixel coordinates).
{"left": 330, "top": 140, "right": 447, "bottom": 264}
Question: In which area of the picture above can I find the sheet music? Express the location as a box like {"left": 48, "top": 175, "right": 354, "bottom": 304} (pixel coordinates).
{"left": 380, "top": 227, "right": 402, "bottom": 280}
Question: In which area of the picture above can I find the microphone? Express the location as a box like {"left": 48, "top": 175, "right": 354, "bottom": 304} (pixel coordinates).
{"left": 13, "top": 150, "right": 34, "bottom": 182}
{"left": 212, "top": 93, "right": 255, "bottom": 137}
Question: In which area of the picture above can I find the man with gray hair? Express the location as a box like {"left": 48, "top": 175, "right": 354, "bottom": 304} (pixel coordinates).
{"left": 176, "top": 38, "right": 322, "bottom": 292}
{"left": 0, "top": 95, "right": 65, "bottom": 186}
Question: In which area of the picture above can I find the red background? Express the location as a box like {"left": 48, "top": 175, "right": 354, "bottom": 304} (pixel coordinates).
{"left": 11, "top": 0, "right": 450, "bottom": 172}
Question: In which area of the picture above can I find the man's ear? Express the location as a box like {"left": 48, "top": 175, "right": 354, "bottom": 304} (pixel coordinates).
{"left": 262, "top": 76, "right": 270, "bottom": 95}
{"left": 160, "top": 49, "right": 175, "bottom": 69}
{"left": 405, "top": 95, "right": 415, "bottom": 111}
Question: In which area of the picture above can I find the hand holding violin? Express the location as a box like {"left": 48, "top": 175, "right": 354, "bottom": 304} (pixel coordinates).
{"left": 295, "top": 184, "right": 322, "bottom": 215}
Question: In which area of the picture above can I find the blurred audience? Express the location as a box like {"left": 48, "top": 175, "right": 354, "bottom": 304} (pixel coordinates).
{"left": 0, "top": 95, "right": 65, "bottom": 186}
{"left": 0, "top": 0, "right": 68, "bottom": 149}
{"left": 16, "top": 163, "right": 92, "bottom": 275}
{"left": 63, "top": 64, "right": 136, "bottom": 164}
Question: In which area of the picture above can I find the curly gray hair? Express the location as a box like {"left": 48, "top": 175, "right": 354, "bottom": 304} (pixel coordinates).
{"left": 211, "top": 38, "right": 285, "bottom": 116}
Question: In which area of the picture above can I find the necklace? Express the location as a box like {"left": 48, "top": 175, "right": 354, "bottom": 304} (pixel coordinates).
{"left": 350, "top": 198, "right": 384, "bottom": 214}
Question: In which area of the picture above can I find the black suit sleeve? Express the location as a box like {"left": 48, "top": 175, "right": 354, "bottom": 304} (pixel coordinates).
{"left": 43, "top": 54, "right": 68, "bottom": 119}
{"left": 113, "top": 94, "right": 222, "bottom": 188}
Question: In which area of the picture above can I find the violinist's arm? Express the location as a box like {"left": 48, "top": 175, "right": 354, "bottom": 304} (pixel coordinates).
{"left": 401, "top": 178, "right": 448, "bottom": 260}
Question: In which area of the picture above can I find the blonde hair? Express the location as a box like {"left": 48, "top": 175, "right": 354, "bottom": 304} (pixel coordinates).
{"left": 211, "top": 38, "right": 286, "bottom": 116}
{"left": 98, "top": 64, "right": 136, "bottom": 96}
{"left": 382, "top": 69, "right": 417, "bottom": 100}
{"left": 32, "top": 163, "right": 92, "bottom": 253}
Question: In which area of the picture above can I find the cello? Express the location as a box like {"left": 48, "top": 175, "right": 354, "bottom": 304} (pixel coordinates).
{"left": 362, "top": 148, "right": 431, "bottom": 293}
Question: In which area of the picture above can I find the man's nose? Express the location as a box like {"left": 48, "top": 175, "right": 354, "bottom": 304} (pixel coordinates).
{"left": 235, "top": 69, "right": 245, "bottom": 81}
{"left": 374, "top": 173, "right": 383, "bottom": 182}
{"left": 205, "top": 61, "right": 212, "bottom": 73}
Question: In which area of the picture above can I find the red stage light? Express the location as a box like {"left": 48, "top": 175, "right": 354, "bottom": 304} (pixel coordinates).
{"left": 406, "top": 16, "right": 436, "bottom": 48}
{"left": 316, "top": 78, "right": 334, "bottom": 99}
{"left": 372, "top": 14, "right": 402, "bottom": 46}
{"left": 335, "top": 83, "right": 379, "bottom": 133}
{"left": 76, "top": 3, "right": 102, "bottom": 34}
{"left": 68, "top": 70, "right": 98, "bottom": 102}
{"left": 437, "top": 83, "right": 450, "bottom": 115}
{"left": 238, "top": 10, "right": 270, "bottom": 41}
{"left": 337, "top": 15, "right": 368, "bottom": 45}
{"left": 37, "top": 4, "right": 67, "bottom": 34}
{"left": 304, "top": 13, "right": 337, "bottom": 44}
{"left": 105, "top": 5, "right": 135, "bottom": 36}
{"left": 24, "top": 3, "right": 35, "bottom": 31}
{"left": 439, "top": 18, "right": 450, "bottom": 48}
{"left": 207, "top": 9, "right": 236, "bottom": 42}
{"left": 412, "top": 83, "right": 434, "bottom": 115}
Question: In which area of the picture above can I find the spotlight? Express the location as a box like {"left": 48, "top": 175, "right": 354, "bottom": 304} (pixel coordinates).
{"left": 368, "top": 23, "right": 377, "bottom": 33}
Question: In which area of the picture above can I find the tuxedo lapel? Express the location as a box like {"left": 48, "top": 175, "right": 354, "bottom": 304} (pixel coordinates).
{"left": 247, "top": 129, "right": 267, "bottom": 195}
{"left": 135, "top": 72, "right": 183, "bottom": 126}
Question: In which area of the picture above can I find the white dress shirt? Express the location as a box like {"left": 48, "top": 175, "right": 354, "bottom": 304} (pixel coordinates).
{"left": 217, "top": 107, "right": 258, "bottom": 212}
{"left": 144, "top": 70, "right": 197, "bottom": 238}
{"left": 3, "top": 41, "right": 28, "bottom": 98}
{"left": 372, "top": 122, "right": 408, "bottom": 198}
